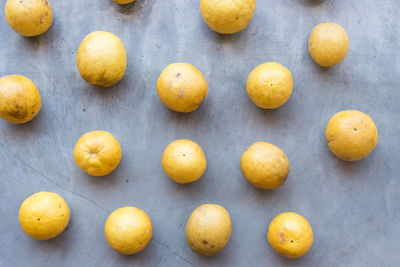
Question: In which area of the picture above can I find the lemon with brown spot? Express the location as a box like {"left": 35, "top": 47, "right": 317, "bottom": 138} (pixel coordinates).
{"left": 105, "top": 206, "right": 153, "bottom": 255}
{"left": 113, "top": 0, "right": 135, "bottom": 4}
{"left": 326, "top": 110, "right": 378, "bottom": 161}
{"left": 19, "top": 192, "right": 70, "bottom": 240}
{"left": 0, "top": 75, "right": 41, "bottom": 124}
{"left": 73, "top": 131, "right": 122, "bottom": 176}
{"left": 186, "top": 204, "right": 231, "bottom": 256}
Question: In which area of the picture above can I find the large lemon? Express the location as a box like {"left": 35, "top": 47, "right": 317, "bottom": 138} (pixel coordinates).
{"left": 157, "top": 63, "right": 208, "bottom": 113}
{"left": 246, "top": 62, "right": 293, "bottom": 109}
{"left": 73, "top": 131, "right": 122, "bottom": 176}
{"left": 326, "top": 110, "right": 378, "bottom": 161}
{"left": 200, "top": 0, "right": 256, "bottom": 34}
{"left": 186, "top": 204, "right": 231, "bottom": 256}
{"left": 161, "top": 139, "right": 206, "bottom": 184}
{"left": 77, "top": 31, "right": 127, "bottom": 87}
{"left": 0, "top": 75, "right": 41, "bottom": 124}
{"left": 240, "top": 142, "right": 289, "bottom": 190}
{"left": 5, "top": 0, "right": 53, "bottom": 37}
{"left": 268, "top": 212, "right": 313, "bottom": 258}
{"left": 105, "top": 206, "right": 153, "bottom": 255}
{"left": 308, "top": 22, "right": 349, "bottom": 67}
{"left": 19, "top": 192, "right": 70, "bottom": 240}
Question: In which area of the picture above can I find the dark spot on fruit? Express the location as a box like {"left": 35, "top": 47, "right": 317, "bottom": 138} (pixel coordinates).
{"left": 353, "top": 128, "right": 357, "bottom": 131}
{"left": 235, "top": 17, "right": 239, "bottom": 20}
{"left": 37, "top": 218, "right": 40, "bottom": 221}
{"left": 211, "top": 245, "right": 215, "bottom": 248}
{"left": 202, "top": 240, "right": 208, "bottom": 244}
{"left": 291, "top": 240, "right": 293, "bottom": 243}
{"left": 270, "top": 84, "right": 273, "bottom": 86}
{"left": 176, "top": 73, "right": 181, "bottom": 78}
{"left": 139, "top": 242, "right": 142, "bottom": 245}
{"left": 182, "top": 154, "right": 186, "bottom": 157}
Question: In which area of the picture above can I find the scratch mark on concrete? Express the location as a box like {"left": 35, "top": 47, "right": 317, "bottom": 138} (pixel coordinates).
{"left": 152, "top": 238, "right": 196, "bottom": 267}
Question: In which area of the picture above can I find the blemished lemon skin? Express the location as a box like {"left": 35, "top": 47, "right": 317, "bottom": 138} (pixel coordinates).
{"left": 5, "top": 0, "right": 53, "bottom": 37}
{"left": 186, "top": 204, "right": 232, "bottom": 256}
{"left": 162, "top": 139, "right": 207, "bottom": 184}
{"left": 105, "top": 207, "right": 153, "bottom": 255}
{"left": 157, "top": 63, "right": 208, "bottom": 113}
{"left": 241, "top": 142, "right": 289, "bottom": 190}
{"left": 0, "top": 75, "right": 41, "bottom": 124}
{"left": 246, "top": 62, "right": 293, "bottom": 109}
{"left": 77, "top": 31, "right": 127, "bottom": 87}
{"left": 73, "top": 131, "right": 122, "bottom": 176}
{"left": 19, "top": 192, "right": 70, "bottom": 240}
{"left": 200, "top": 0, "right": 256, "bottom": 34}
{"left": 268, "top": 212, "right": 313, "bottom": 258}
{"left": 113, "top": 0, "right": 135, "bottom": 4}
{"left": 308, "top": 22, "right": 349, "bottom": 67}
{"left": 326, "top": 110, "right": 378, "bottom": 161}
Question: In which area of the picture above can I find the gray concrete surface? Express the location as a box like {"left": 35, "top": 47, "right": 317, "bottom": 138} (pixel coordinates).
{"left": 0, "top": 0, "right": 399, "bottom": 266}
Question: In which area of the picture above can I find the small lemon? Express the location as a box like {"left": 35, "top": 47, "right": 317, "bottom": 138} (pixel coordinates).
{"left": 326, "top": 110, "right": 378, "bottom": 161}
{"left": 5, "top": 0, "right": 53, "bottom": 37}
{"left": 0, "top": 75, "right": 41, "bottom": 124}
{"left": 186, "top": 204, "right": 231, "bottom": 256}
{"left": 19, "top": 192, "right": 70, "bottom": 240}
{"left": 73, "top": 131, "right": 122, "bottom": 176}
{"left": 77, "top": 31, "right": 127, "bottom": 87}
{"left": 105, "top": 206, "right": 153, "bottom": 255}
{"left": 157, "top": 63, "right": 208, "bottom": 113}
{"left": 113, "top": 0, "right": 135, "bottom": 4}
{"left": 200, "top": 0, "right": 256, "bottom": 34}
{"left": 268, "top": 212, "right": 313, "bottom": 258}
{"left": 161, "top": 139, "right": 206, "bottom": 184}
{"left": 308, "top": 22, "right": 349, "bottom": 67}
{"left": 246, "top": 62, "right": 293, "bottom": 109}
{"left": 241, "top": 142, "right": 289, "bottom": 190}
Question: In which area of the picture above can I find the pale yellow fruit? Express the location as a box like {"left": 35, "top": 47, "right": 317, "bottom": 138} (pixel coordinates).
{"left": 73, "top": 131, "right": 122, "bottom": 176}
{"left": 308, "top": 22, "right": 349, "bottom": 67}
{"left": 200, "top": 0, "right": 255, "bottom": 34}
{"left": 268, "top": 212, "right": 313, "bottom": 258}
{"left": 186, "top": 204, "right": 231, "bottom": 256}
{"left": 77, "top": 31, "right": 127, "bottom": 87}
{"left": 326, "top": 110, "right": 378, "bottom": 161}
{"left": 19, "top": 192, "right": 70, "bottom": 240}
{"left": 246, "top": 62, "right": 293, "bottom": 109}
{"left": 161, "top": 139, "right": 206, "bottom": 184}
{"left": 105, "top": 206, "right": 153, "bottom": 255}
{"left": 157, "top": 63, "right": 208, "bottom": 113}
{"left": 240, "top": 142, "right": 289, "bottom": 190}
{"left": 5, "top": 0, "right": 53, "bottom": 37}
{"left": 0, "top": 75, "right": 41, "bottom": 124}
{"left": 113, "top": 0, "right": 135, "bottom": 4}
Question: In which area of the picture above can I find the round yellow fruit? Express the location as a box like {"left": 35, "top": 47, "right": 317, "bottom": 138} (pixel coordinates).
{"left": 77, "top": 31, "right": 127, "bottom": 87}
{"left": 161, "top": 139, "right": 206, "bottom": 184}
{"left": 5, "top": 0, "right": 53, "bottom": 37}
{"left": 19, "top": 192, "right": 70, "bottom": 240}
{"left": 157, "top": 63, "right": 208, "bottom": 113}
{"left": 241, "top": 142, "right": 289, "bottom": 190}
{"left": 0, "top": 75, "right": 41, "bottom": 124}
{"left": 246, "top": 62, "right": 293, "bottom": 109}
{"left": 200, "top": 0, "right": 255, "bottom": 34}
{"left": 73, "top": 131, "right": 122, "bottom": 176}
{"left": 105, "top": 206, "right": 153, "bottom": 255}
{"left": 326, "top": 110, "right": 378, "bottom": 161}
{"left": 268, "top": 212, "right": 313, "bottom": 258}
{"left": 308, "top": 22, "right": 349, "bottom": 67}
{"left": 186, "top": 204, "right": 231, "bottom": 256}
{"left": 113, "top": 0, "right": 135, "bottom": 4}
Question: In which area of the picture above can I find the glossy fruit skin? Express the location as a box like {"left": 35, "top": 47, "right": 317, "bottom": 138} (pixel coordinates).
{"left": 326, "top": 110, "right": 378, "bottom": 161}
{"left": 268, "top": 212, "right": 313, "bottom": 258}
{"left": 113, "top": 0, "right": 135, "bottom": 4}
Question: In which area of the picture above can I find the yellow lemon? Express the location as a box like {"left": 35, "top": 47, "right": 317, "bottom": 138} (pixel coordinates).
{"left": 5, "top": 0, "right": 53, "bottom": 37}
{"left": 105, "top": 206, "right": 153, "bottom": 255}
{"left": 157, "top": 63, "right": 208, "bottom": 113}
{"left": 240, "top": 142, "right": 289, "bottom": 190}
{"left": 77, "top": 31, "right": 127, "bottom": 87}
{"left": 268, "top": 212, "right": 313, "bottom": 258}
{"left": 326, "top": 110, "right": 378, "bottom": 161}
{"left": 200, "top": 0, "right": 255, "bottom": 34}
{"left": 161, "top": 139, "right": 206, "bottom": 184}
{"left": 308, "top": 22, "right": 349, "bottom": 67}
{"left": 186, "top": 204, "right": 231, "bottom": 256}
{"left": 246, "top": 62, "right": 293, "bottom": 109}
{"left": 73, "top": 131, "right": 122, "bottom": 176}
{"left": 113, "top": 0, "right": 135, "bottom": 4}
{"left": 0, "top": 75, "right": 41, "bottom": 124}
{"left": 19, "top": 192, "right": 70, "bottom": 240}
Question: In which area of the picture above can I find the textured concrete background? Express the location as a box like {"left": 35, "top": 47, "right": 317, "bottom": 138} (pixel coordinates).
{"left": 0, "top": 0, "right": 399, "bottom": 266}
